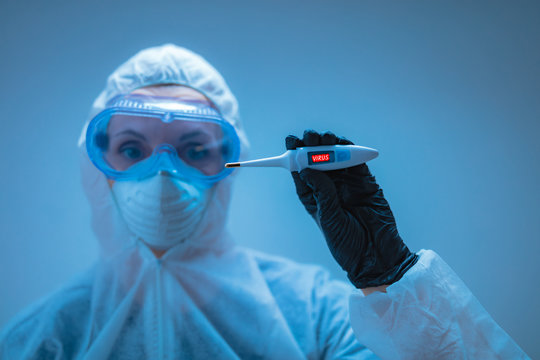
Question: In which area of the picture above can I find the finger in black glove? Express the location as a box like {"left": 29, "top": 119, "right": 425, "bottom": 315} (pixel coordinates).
{"left": 286, "top": 129, "right": 418, "bottom": 288}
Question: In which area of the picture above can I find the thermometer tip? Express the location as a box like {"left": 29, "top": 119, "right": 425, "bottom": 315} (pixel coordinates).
{"left": 225, "top": 162, "right": 241, "bottom": 168}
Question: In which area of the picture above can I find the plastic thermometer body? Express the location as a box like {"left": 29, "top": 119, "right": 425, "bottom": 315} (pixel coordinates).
{"left": 225, "top": 145, "right": 379, "bottom": 171}
{"left": 290, "top": 145, "right": 378, "bottom": 171}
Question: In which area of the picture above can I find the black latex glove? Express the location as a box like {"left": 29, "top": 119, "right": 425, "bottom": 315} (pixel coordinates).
{"left": 286, "top": 129, "right": 418, "bottom": 288}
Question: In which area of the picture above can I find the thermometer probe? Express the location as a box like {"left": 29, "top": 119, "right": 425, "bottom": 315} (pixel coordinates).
{"left": 225, "top": 145, "right": 379, "bottom": 172}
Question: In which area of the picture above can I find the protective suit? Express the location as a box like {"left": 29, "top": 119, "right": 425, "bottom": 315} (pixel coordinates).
{"left": 0, "top": 44, "right": 530, "bottom": 359}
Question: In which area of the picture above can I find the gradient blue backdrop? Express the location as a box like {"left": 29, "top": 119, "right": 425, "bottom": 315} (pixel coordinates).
{"left": 1, "top": 0, "right": 539, "bottom": 357}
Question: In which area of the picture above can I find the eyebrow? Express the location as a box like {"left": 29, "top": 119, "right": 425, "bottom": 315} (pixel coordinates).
{"left": 113, "top": 129, "right": 147, "bottom": 141}
{"left": 179, "top": 131, "right": 208, "bottom": 142}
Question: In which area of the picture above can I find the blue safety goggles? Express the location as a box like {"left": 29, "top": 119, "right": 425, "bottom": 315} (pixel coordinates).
{"left": 86, "top": 94, "right": 241, "bottom": 185}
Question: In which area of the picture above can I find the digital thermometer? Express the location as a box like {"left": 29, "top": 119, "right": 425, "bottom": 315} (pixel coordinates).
{"left": 225, "top": 145, "right": 379, "bottom": 172}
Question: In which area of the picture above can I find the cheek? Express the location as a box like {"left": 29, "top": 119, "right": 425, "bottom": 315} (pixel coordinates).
{"left": 210, "top": 162, "right": 224, "bottom": 175}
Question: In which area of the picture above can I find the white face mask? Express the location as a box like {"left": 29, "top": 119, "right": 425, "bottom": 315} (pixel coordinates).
{"left": 111, "top": 174, "right": 211, "bottom": 250}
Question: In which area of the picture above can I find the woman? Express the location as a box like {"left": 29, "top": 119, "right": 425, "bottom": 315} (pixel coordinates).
{"left": 0, "top": 44, "right": 528, "bottom": 359}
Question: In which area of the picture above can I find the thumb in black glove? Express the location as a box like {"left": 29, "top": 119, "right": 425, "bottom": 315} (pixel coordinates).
{"left": 286, "top": 129, "right": 418, "bottom": 289}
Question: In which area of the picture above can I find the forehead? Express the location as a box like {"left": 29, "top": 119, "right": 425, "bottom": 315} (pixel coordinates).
{"left": 130, "top": 84, "right": 212, "bottom": 105}
{"left": 105, "top": 85, "right": 223, "bottom": 140}
{"left": 107, "top": 114, "right": 221, "bottom": 138}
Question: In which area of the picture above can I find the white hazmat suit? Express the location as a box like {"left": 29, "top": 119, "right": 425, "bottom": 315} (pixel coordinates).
{"left": 0, "top": 44, "right": 529, "bottom": 359}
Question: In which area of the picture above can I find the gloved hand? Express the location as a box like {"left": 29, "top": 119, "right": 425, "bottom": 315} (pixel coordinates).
{"left": 286, "top": 129, "right": 418, "bottom": 289}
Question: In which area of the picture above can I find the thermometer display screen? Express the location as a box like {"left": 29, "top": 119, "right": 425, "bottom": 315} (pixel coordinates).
{"left": 312, "top": 153, "right": 330, "bottom": 162}
{"left": 308, "top": 151, "right": 335, "bottom": 165}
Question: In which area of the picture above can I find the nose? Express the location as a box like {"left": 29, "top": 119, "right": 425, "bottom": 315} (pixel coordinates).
{"left": 153, "top": 144, "right": 176, "bottom": 155}
{"left": 152, "top": 145, "right": 180, "bottom": 177}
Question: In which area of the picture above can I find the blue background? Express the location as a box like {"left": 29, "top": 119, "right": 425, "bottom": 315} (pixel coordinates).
{"left": 1, "top": 0, "right": 539, "bottom": 357}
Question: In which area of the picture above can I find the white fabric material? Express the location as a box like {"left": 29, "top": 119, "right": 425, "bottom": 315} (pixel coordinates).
{"left": 349, "top": 249, "right": 530, "bottom": 360}
{"left": 0, "top": 248, "right": 373, "bottom": 359}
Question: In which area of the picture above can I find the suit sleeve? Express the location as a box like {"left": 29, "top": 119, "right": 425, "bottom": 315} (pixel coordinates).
{"left": 348, "top": 249, "right": 530, "bottom": 360}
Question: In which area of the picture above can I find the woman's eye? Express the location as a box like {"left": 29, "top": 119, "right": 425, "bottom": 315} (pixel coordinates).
{"left": 119, "top": 144, "right": 144, "bottom": 160}
{"left": 186, "top": 145, "right": 209, "bottom": 161}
